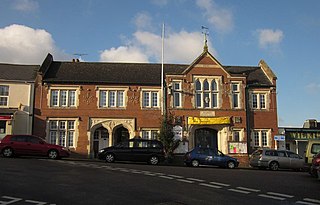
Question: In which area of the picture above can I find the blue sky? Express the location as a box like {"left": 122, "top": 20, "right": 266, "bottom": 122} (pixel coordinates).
{"left": 0, "top": 0, "right": 319, "bottom": 127}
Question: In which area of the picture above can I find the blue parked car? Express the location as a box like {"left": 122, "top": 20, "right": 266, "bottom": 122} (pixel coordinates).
{"left": 184, "top": 147, "right": 239, "bottom": 169}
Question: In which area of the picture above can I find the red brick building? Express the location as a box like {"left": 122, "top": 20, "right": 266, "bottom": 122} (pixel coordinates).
{"left": 34, "top": 45, "right": 278, "bottom": 164}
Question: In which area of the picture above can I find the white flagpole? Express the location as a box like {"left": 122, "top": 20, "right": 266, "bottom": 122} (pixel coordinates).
{"left": 161, "top": 23, "right": 165, "bottom": 116}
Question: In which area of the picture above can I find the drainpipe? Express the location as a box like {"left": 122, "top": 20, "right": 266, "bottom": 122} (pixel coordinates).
{"left": 245, "top": 85, "right": 251, "bottom": 155}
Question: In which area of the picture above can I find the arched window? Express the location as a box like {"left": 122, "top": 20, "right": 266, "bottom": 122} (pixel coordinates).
{"left": 211, "top": 80, "right": 218, "bottom": 108}
{"left": 195, "top": 80, "right": 201, "bottom": 91}
{"left": 195, "top": 80, "right": 202, "bottom": 108}
{"left": 194, "top": 78, "right": 220, "bottom": 109}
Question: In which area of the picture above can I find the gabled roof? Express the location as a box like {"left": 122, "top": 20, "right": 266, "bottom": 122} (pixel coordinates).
{"left": 224, "top": 66, "right": 273, "bottom": 86}
{"left": 0, "top": 63, "right": 38, "bottom": 82}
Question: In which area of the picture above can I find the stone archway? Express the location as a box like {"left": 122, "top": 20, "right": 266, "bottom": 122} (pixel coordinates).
{"left": 194, "top": 128, "right": 218, "bottom": 149}
{"left": 113, "top": 126, "right": 129, "bottom": 145}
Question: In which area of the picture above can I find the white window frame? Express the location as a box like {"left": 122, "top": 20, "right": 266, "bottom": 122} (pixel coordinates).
{"left": 232, "top": 128, "right": 244, "bottom": 142}
{"left": 251, "top": 92, "right": 268, "bottom": 110}
{"left": 48, "top": 119, "right": 77, "bottom": 148}
{"left": 194, "top": 77, "right": 221, "bottom": 109}
{"left": 49, "top": 88, "right": 78, "bottom": 108}
{"left": 0, "top": 85, "right": 9, "bottom": 107}
{"left": 251, "top": 129, "right": 270, "bottom": 148}
{"left": 98, "top": 88, "right": 127, "bottom": 108}
{"left": 141, "top": 89, "right": 160, "bottom": 109}
{"left": 231, "top": 82, "right": 241, "bottom": 109}
{"left": 172, "top": 81, "right": 182, "bottom": 108}
{"left": 141, "top": 129, "right": 159, "bottom": 140}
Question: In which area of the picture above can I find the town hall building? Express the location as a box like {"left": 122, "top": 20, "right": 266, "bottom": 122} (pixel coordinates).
{"left": 33, "top": 43, "right": 279, "bottom": 164}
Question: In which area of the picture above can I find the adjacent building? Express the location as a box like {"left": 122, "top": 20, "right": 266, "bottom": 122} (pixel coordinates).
{"left": 279, "top": 119, "right": 320, "bottom": 156}
{"left": 0, "top": 63, "right": 38, "bottom": 139}
{"left": 33, "top": 44, "right": 279, "bottom": 164}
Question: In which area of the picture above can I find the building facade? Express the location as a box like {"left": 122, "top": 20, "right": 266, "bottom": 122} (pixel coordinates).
{"left": 0, "top": 64, "right": 38, "bottom": 139}
{"left": 34, "top": 46, "right": 279, "bottom": 164}
{"left": 279, "top": 119, "right": 320, "bottom": 156}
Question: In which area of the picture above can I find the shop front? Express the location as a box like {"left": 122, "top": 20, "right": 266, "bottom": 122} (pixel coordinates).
{"left": 0, "top": 115, "right": 12, "bottom": 140}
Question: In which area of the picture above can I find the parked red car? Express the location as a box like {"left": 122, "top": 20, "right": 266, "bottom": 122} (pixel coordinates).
{"left": 0, "top": 135, "right": 70, "bottom": 159}
{"left": 310, "top": 152, "right": 320, "bottom": 180}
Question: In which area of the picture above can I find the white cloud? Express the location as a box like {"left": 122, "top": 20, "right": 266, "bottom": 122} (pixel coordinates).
{"left": 256, "top": 29, "right": 284, "bottom": 48}
{"left": 133, "top": 12, "right": 153, "bottom": 31}
{"left": 100, "top": 29, "right": 216, "bottom": 64}
{"left": 0, "top": 24, "right": 69, "bottom": 64}
{"left": 12, "top": 0, "right": 39, "bottom": 12}
{"left": 100, "top": 46, "right": 149, "bottom": 63}
{"left": 196, "top": 0, "right": 233, "bottom": 33}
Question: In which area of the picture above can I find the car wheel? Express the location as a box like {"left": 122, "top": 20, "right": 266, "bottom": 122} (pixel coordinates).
{"left": 227, "top": 161, "right": 236, "bottom": 169}
{"left": 2, "top": 147, "right": 13, "bottom": 157}
{"left": 149, "top": 156, "right": 159, "bottom": 165}
{"left": 191, "top": 159, "right": 199, "bottom": 167}
{"left": 48, "top": 149, "right": 59, "bottom": 159}
{"left": 105, "top": 153, "right": 115, "bottom": 163}
{"left": 269, "top": 161, "right": 279, "bottom": 171}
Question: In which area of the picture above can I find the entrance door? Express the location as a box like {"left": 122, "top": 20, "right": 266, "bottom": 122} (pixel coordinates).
{"left": 114, "top": 126, "right": 129, "bottom": 145}
{"left": 195, "top": 128, "right": 218, "bottom": 150}
{"left": 93, "top": 127, "right": 109, "bottom": 158}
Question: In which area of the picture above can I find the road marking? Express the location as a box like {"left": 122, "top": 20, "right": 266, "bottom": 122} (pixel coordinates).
{"left": 186, "top": 178, "right": 204, "bottom": 182}
{"left": 25, "top": 199, "right": 47, "bottom": 204}
{"left": 199, "top": 183, "right": 222, "bottom": 189}
{"left": 153, "top": 172, "right": 165, "bottom": 175}
{"left": 258, "top": 194, "right": 286, "bottom": 201}
{"left": 209, "top": 182, "right": 230, "bottom": 187}
{"left": 0, "top": 196, "right": 23, "bottom": 204}
{"left": 144, "top": 173, "right": 156, "bottom": 176}
{"left": 266, "top": 192, "right": 294, "bottom": 198}
{"left": 167, "top": 174, "right": 184, "bottom": 178}
{"left": 296, "top": 198, "right": 320, "bottom": 205}
{"left": 236, "top": 187, "right": 260, "bottom": 192}
{"left": 228, "top": 189, "right": 250, "bottom": 194}
{"left": 159, "top": 175, "right": 174, "bottom": 180}
{"left": 176, "top": 179, "right": 195, "bottom": 183}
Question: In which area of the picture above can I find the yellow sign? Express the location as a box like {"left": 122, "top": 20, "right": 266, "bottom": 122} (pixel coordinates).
{"left": 188, "top": 117, "right": 230, "bottom": 125}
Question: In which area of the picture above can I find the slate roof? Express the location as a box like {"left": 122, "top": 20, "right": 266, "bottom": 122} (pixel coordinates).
{"left": 43, "top": 62, "right": 188, "bottom": 85}
{"left": 0, "top": 63, "right": 38, "bottom": 82}
{"left": 41, "top": 54, "right": 273, "bottom": 87}
{"left": 224, "top": 66, "right": 273, "bottom": 86}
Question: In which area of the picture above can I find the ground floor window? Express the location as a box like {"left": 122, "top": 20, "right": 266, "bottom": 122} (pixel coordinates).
{"left": 0, "top": 121, "right": 6, "bottom": 134}
{"left": 49, "top": 120, "right": 75, "bottom": 147}
{"left": 252, "top": 129, "right": 270, "bottom": 148}
{"left": 141, "top": 129, "right": 159, "bottom": 140}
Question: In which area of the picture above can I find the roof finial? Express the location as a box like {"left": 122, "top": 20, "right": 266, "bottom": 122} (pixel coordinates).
{"left": 201, "top": 26, "right": 209, "bottom": 52}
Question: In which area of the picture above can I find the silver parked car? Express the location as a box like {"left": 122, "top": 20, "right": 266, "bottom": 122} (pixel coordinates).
{"left": 249, "top": 148, "right": 304, "bottom": 171}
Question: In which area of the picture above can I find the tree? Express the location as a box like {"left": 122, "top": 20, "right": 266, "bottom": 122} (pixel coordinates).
{"left": 158, "top": 113, "right": 181, "bottom": 161}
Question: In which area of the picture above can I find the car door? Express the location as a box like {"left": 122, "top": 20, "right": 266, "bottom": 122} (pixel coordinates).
{"left": 114, "top": 140, "right": 131, "bottom": 161}
{"left": 196, "top": 148, "right": 211, "bottom": 165}
{"left": 26, "top": 136, "right": 47, "bottom": 156}
{"left": 287, "top": 151, "right": 304, "bottom": 169}
{"left": 10, "top": 135, "right": 28, "bottom": 155}
{"left": 277, "top": 150, "right": 290, "bottom": 169}
{"left": 212, "top": 150, "right": 226, "bottom": 167}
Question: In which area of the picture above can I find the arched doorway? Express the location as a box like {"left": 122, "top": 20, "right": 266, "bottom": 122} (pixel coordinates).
{"left": 114, "top": 126, "right": 129, "bottom": 145}
{"left": 194, "top": 128, "right": 218, "bottom": 149}
{"left": 93, "top": 127, "right": 109, "bottom": 158}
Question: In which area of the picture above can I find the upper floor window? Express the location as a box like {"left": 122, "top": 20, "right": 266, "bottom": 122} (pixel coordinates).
{"left": 142, "top": 91, "right": 159, "bottom": 108}
{"left": 251, "top": 93, "right": 267, "bottom": 110}
{"left": 99, "top": 90, "right": 125, "bottom": 108}
{"left": 0, "top": 85, "right": 9, "bottom": 106}
{"left": 50, "top": 89, "right": 76, "bottom": 107}
{"left": 195, "top": 78, "right": 219, "bottom": 109}
{"left": 231, "top": 83, "right": 240, "bottom": 109}
{"left": 172, "top": 81, "right": 182, "bottom": 108}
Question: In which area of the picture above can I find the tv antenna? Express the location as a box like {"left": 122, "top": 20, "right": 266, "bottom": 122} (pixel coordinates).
{"left": 73, "top": 53, "right": 88, "bottom": 61}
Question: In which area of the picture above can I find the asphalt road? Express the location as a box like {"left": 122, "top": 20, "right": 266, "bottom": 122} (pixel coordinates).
{"left": 0, "top": 157, "right": 319, "bottom": 205}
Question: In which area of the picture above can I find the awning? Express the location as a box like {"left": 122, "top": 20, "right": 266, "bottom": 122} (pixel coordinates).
{"left": 188, "top": 117, "right": 230, "bottom": 125}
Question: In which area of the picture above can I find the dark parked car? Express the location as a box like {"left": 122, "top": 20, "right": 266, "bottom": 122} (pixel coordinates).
{"left": 98, "top": 138, "right": 165, "bottom": 165}
{"left": 310, "top": 152, "right": 320, "bottom": 179}
{"left": 249, "top": 148, "right": 304, "bottom": 171}
{"left": 0, "top": 135, "right": 70, "bottom": 159}
{"left": 184, "top": 147, "right": 239, "bottom": 168}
